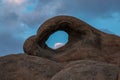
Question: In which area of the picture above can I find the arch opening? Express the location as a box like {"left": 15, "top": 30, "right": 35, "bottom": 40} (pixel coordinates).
{"left": 45, "top": 30, "right": 69, "bottom": 49}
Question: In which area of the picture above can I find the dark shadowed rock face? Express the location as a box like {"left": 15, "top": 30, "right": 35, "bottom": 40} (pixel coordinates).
{"left": 0, "top": 16, "right": 120, "bottom": 80}
{"left": 23, "top": 16, "right": 120, "bottom": 66}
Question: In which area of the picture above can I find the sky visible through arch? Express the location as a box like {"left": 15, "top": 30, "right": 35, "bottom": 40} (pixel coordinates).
{"left": 0, "top": 0, "right": 120, "bottom": 56}
{"left": 45, "top": 31, "right": 68, "bottom": 49}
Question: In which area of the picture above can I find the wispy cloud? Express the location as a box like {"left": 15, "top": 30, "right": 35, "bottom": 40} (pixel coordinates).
{"left": 0, "top": 0, "right": 64, "bottom": 55}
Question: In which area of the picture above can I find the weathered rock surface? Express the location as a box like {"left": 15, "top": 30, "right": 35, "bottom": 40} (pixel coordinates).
{"left": 24, "top": 16, "right": 120, "bottom": 66}
{"left": 0, "top": 16, "right": 120, "bottom": 80}
{"left": 52, "top": 60, "right": 120, "bottom": 80}
{"left": 0, "top": 54, "right": 62, "bottom": 80}
{"left": 0, "top": 54, "right": 119, "bottom": 80}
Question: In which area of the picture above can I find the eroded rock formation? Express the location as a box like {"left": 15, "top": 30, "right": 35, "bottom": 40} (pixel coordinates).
{"left": 0, "top": 16, "right": 120, "bottom": 80}
{"left": 0, "top": 54, "right": 119, "bottom": 80}
{"left": 0, "top": 54, "right": 62, "bottom": 80}
{"left": 24, "top": 16, "right": 120, "bottom": 65}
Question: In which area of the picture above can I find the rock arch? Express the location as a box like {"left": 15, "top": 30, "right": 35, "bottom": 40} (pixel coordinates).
{"left": 23, "top": 15, "right": 120, "bottom": 64}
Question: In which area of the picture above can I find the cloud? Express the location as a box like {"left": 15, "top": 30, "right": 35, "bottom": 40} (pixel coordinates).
{"left": 0, "top": 0, "right": 64, "bottom": 38}
{"left": 0, "top": 0, "right": 64, "bottom": 28}
{"left": 0, "top": 0, "right": 64, "bottom": 55}
{"left": 21, "top": 0, "right": 64, "bottom": 26}
{"left": 62, "top": 0, "right": 120, "bottom": 18}
{"left": 1, "top": 0, "right": 120, "bottom": 32}
{"left": 0, "top": 32, "right": 24, "bottom": 56}
{"left": 53, "top": 43, "right": 65, "bottom": 49}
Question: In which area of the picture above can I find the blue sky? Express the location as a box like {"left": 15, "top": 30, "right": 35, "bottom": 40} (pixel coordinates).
{"left": 46, "top": 31, "right": 68, "bottom": 49}
{"left": 0, "top": 0, "right": 120, "bottom": 56}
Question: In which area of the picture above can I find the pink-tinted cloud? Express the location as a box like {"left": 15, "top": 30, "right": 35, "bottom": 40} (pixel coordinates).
{"left": 53, "top": 43, "right": 65, "bottom": 49}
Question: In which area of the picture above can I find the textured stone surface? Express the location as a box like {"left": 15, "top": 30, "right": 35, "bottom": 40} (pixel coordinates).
{"left": 52, "top": 60, "right": 120, "bottom": 80}
{"left": 0, "top": 54, "right": 62, "bottom": 80}
{"left": 0, "top": 54, "right": 119, "bottom": 80}
{"left": 0, "top": 16, "right": 120, "bottom": 80}
{"left": 23, "top": 16, "right": 120, "bottom": 66}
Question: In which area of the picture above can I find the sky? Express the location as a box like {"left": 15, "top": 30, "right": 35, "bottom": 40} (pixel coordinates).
{"left": 0, "top": 0, "right": 120, "bottom": 56}
{"left": 46, "top": 31, "right": 68, "bottom": 49}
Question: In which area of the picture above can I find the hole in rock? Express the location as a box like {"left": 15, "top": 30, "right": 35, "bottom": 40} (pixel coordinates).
{"left": 45, "top": 30, "right": 69, "bottom": 49}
